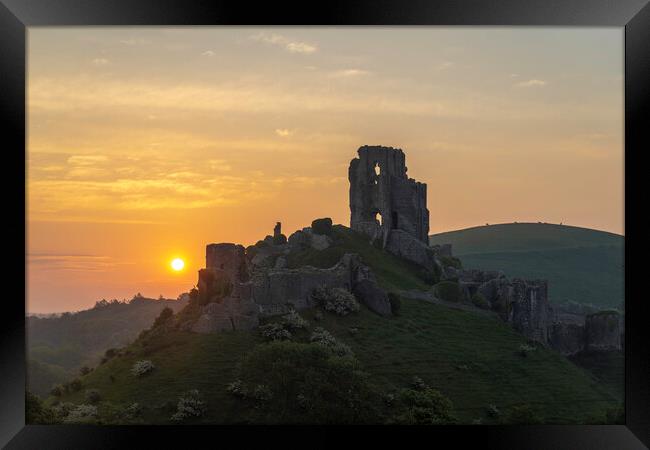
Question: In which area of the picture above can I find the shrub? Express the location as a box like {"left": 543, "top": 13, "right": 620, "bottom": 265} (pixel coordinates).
{"left": 605, "top": 404, "right": 624, "bottom": 424}
{"left": 310, "top": 327, "right": 353, "bottom": 357}
{"left": 68, "top": 378, "right": 82, "bottom": 392}
{"left": 486, "top": 404, "right": 501, "bottom": 418}
{"left": 52, "top": 402, "right": 75, "bottom": 420}
{"left": 226, "top": 379, "right": 246, "bottom": 397}
{"left": 25, "top": 391, "right": 56, "bottom": 424}
{"left": 259, "top": 323, "right": 292, "bottom": 341}
{"left": 79, "top": 366, "right": 92, "bottom": 376}
{"left": 311, "top": 218, "right": 333, "bottom": 236}
{"left": 471, "top": 293, "right": 489, "bottom": 309}
{"left": 273, "top": 233, "right": 287, "bottom": 245}
{"left": 503, "top": 404, "right": 543, "bottom": 424}
{"left": 411, "top": 376, "right": 427, "bottom": 391}
{"left": 235, "top": 341, "right": 380, "bottom": 423}
{"left": 63, "top": 404, "right": 98, "bottom": 424}
{"left": 131, "top": 360, "right": 155, "bottom": 377}
{"left": 85, "top": 389, "right": 101, "bottom": 404}
{"left": 282, "top": 311, "right": 309, "bottom": 330}
{"left": 518, "top": 343, "right": 536, "bottom": 357}
{"left": 394, "top": 387, "right": 456, "bottom": 424}
{"left": 313, "top": 311, "right": 323, "bottom": 321}
{"left": 122, "top": 402, "right": 143, "bottom": 421}
{"left": 418, "top": 265, "right": 441, "bottom": 285}
{"left": 433, "top": 281, "right": 462, "bottom": 303}
{"left": 153, "top": 307, "right": 174, "bottom": 328}
{"left": 439, "top": 255, "right": 462, "bottom": 270}
{"left": 388, "top": 292, "right": 402, "bottom": 315}
{"left": 311, "top": 286, "right": 360, "bottom": 316}
{"left": 50, "top": 384, "right": 64, "bottom": 397}
{"left": 105, "top": 348, "right": 118, "bottom": 359}
{"left": 171, "top": 390, "right": 207, "bottom": 422}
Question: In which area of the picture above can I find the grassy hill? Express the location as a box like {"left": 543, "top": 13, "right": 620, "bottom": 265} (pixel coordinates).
{"left": 47, "top": 225, "right": 621, "bottom": 425}
{"left": 430, "top": 223, "right": 624, "bottom": 309}
{"left": 27, "top": 296, "right": 187, "bottom": 397}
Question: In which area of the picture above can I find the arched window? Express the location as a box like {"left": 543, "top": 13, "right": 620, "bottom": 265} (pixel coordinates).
{"left": 374, "top": 162, "right": 381, "bottom": 176}
{"left": 375, "top": 212, "right": 383, "bottom": 226}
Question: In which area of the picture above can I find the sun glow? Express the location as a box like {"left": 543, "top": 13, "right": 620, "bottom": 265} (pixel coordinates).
{"left": 170, "top": 258, "right": 185, "bottom": 271}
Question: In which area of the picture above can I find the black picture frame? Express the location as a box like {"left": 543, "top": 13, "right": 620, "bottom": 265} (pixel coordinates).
{"left": 1, "top": 0, "right": 648, "bottom": 448}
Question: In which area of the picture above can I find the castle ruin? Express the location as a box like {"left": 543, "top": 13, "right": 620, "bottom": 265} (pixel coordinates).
{"left": 349, "top": 145, "right": 429, "bottom": 247}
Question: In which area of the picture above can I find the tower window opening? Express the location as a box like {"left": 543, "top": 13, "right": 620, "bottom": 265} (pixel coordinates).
{"left": 375, "top": 212, "right": 383, "bottom": 226}
{"left": 374, "top": 162, "right": 381, "bottom": 176}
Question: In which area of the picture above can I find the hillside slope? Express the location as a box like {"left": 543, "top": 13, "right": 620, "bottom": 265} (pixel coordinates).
{"left": 52, "top": 299, "right": 620, "bottom": 424}
{"left": 49, "top": 226, "right": 621, "bottom": 424}
{"left": 27, "top": 296, "right": 187, "bottom": 396}
{"left": 430, "top": 223, "right": 624, "bottom": 308}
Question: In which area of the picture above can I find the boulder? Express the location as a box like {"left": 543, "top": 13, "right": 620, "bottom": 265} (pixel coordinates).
{"left": 352, "top": 279, "right": 392, "bottom": 316}
{"left": 310, "top": 233, "right": 333, "bottom": 250}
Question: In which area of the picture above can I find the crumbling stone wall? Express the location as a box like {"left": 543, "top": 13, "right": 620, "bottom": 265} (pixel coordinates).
{"left": 585, "top": 311, "right": 621, "bottom": 352}
{"left": 508, "top": 279, "right": 550, "bottom": 344}
{"left": 206, "top": 243, "right": 247, "bottom": 282}
{"left": 349, "top": 145, "right": 429, "bottom": 247}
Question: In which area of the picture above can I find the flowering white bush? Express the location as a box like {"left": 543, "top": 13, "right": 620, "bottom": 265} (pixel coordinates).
{"left": 411, "top": 376, "right": 427, "bottom": 391}
{"left": 171, "top": 389, "right": 207, "bottom": 422}
{"left": 63, "top": 404, "right": 98, "bottom": 424}
{"left": 282, "top": 311, "right": 309, "bottom": 330}
{"left": 226, "top": 379, "right": 246, "bottom": 397}
{"left": 311, "top": 286, "right": 360, "bottom": 316}
{"left": 259, "top": 323, "right": 292, "bottom": 341}
{"left": 518, "top": 344, "right": 536, "bottom": 357}
{"left": 123, "top": 402, "right": 142, "bottom": 420}
{"left": 131, "top": 360, "right": 155, "bottom": 377}
{"left": 251, "top": 384, "right": 273, "bottom": 402}
{"left": 309, "top": 327, "right": 353, "bottom": 357}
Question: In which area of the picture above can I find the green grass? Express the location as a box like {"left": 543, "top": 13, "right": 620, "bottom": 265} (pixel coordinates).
{"left": 569, "top": 351, "right": 624, "bottom": 400}
{"left": 53, "top": 298, "right": 620, "bottom": 424}
{"left": 430, "top": 223, "right": 624, "bottom": 309}
{"left": 430, "top": 222, "right": 623, "bottom": 254}
{"left": 287, "top": 225, "right": 429, "bottom": 292}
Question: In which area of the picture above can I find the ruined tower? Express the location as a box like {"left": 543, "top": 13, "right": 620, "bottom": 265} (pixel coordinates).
{"left": 349, "top": 145, "right": 429, "bottom": 246}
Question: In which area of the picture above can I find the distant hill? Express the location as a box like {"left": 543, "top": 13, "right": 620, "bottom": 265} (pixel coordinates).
{"left": 27, "top": 295, "right": 187, "bottom": 397}
{"left": 430, "top": 223, "right": 624, "bottom": 309}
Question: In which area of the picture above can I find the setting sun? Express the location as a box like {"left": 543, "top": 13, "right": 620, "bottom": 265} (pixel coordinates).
{"left": 170, "top": 258, "right": 185, "bottom": 272}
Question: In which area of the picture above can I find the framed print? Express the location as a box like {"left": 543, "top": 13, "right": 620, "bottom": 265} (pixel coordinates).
{"left": 1, "top": 0, "right": 649, "bottom": 448}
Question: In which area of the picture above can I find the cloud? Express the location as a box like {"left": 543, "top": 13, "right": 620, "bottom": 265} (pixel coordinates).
{"left": 201, "top": 50, "right": 215, "bottom": 57}
{"left": 250, "top": 32, "right": 317, "bottom": 54}
{"left": 275, "top": 128, "right": 293, "bottom": 137}
{"left": 515, "top": 79, "right": 547, "bottom": 88}
{"left": 91, "top": 58, "right": 109, "bottom": 66}
{"left": 435, "top": 61, "right": 454, "bottom": 71}
{"left": 119, "top": 38, "right": 149, "bottom": 46}
{"left": 28, "top": 254, "right": 134, "bottom": 272}
{"left": 67, "top": 155, "right": 109, "bottom": 166}
{"left": 330, "top": 69, "right": 369, "bottom": 78}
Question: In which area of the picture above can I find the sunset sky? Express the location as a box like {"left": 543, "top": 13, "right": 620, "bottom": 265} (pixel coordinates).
{"left": 27, "top": 27, "right": 623, "bottom": 313}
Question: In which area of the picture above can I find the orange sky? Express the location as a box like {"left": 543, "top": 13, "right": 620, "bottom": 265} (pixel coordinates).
{"left": 27, "top": 27, "right": 624, "bottom": 313}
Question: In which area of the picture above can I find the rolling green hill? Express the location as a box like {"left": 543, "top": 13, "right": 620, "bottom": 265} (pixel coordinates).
{"left": 430, "top": 223, "right": 624, "bottom": 309}
{"left": 47, "top": 225, "right": 621, "bottom": 425}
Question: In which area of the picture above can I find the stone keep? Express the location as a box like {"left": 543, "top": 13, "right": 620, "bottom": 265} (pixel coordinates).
{"left": 349, "top": 145, "right": 429, "bottom": 247}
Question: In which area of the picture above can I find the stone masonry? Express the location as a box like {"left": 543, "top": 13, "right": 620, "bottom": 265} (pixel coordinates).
{"left": 349, "top": 145, "right": 429, "bottom": 247}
